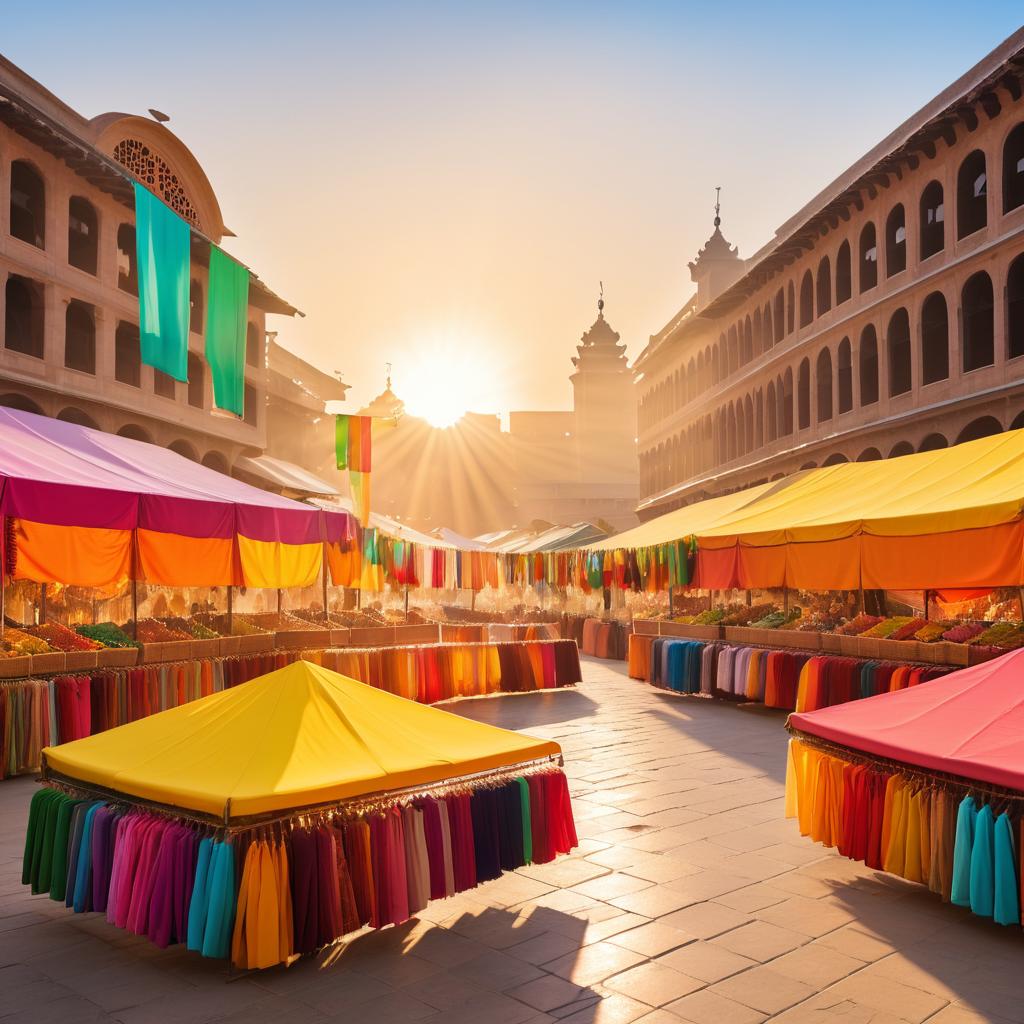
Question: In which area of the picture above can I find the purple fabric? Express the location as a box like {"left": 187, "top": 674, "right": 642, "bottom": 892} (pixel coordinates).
{"left": 0, "top": 408, "right": 352, "bottom": 543}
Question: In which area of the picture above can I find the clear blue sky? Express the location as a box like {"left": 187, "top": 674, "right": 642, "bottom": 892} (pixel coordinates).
{"left": 5, "top": 3, "right": 1023, "bottom": 415}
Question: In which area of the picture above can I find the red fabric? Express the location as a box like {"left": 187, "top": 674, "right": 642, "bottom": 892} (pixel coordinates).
{"left": 790, "top": 649, "right": 1024, "bottom": 790}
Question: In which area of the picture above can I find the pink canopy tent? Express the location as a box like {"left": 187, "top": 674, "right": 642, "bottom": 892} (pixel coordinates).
{"left": 0, "top": 408, "right": 355, "bottom": 588}
{"left": 789, "top": 649, "right": 1024, "bottom": 790}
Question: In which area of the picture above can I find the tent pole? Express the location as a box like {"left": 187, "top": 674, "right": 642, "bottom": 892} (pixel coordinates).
{"left": 923, "top": 590, "right": 929, "bottom": 622}
{"left": 130, "top": 580, "right": 137, "bottom": 639}
{"left": 40, "top": 583, "right": 47, "bottom": 625}
{"left": 404, "top": 584, "right": 409, "bottom": 623}
{"left": 321, "top": 544, "right": 329, "bottom": 620}
{"left": 227, "top": 585, "right": 234, "bottom": 635}
{"left": 1018, "top": 587, "right": 1024, "bottom": 621}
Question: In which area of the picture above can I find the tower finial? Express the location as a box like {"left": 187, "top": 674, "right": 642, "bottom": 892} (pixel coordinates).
{"left": 385, "top": 361, "right": 392, "bottom": 390}
{"left": 714, "top": 186, "right": 721, "bottom": 228}
{"left": 597, "top": 280, "right": 604, "bottom": 315}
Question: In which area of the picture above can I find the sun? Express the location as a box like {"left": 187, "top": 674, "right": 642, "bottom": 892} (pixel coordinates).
{"left": 399, "top": 343, "right": 489, "bottom": 428}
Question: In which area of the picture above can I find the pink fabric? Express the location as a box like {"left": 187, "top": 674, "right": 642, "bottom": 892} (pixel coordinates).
{"left": 0, "top": 407, "right": 355, "bottom": 544}
{"left": 789, "top": 649, "right": 1024, "bottom": 791}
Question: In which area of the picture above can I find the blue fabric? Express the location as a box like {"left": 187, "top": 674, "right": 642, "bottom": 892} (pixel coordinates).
{"left": 993, "top": 812, "right": 1019, "bottom": 926}
{"left": 134, "top": 182, "right": 190, "bottom": 381}
{"left": 186, "top": 837, "right": 214, "bottom": 952}
{"left": 201, "top": 840, "right": 236, "bottom": 959}
{"left": 72, "top": 802, "right": 103, "bottom": 913}
{"left": 969, "top": 803, "right": 995, "bottom": 918}
{"left": 950, "top": 796, "right": 976, "bottom": 907}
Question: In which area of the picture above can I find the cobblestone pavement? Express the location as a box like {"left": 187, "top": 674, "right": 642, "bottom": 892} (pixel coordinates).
{"left": 1, "top": 656, "right": 1022, "bottom": 1023}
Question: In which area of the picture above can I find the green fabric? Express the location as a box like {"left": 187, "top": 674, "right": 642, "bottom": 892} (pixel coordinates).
{"left": 37, "top": 792, "right": 63, "bottom": 895}
{"left": 336, "top": 414, "right": 350, "bottom": 469}
{"left": 50, "top": 797, "right": 81, "bottom": 902}
{"left": 22, "top": 788, "right": 50, "bottom": 886}
{"left": 206, "top": 245, "right": 250, "bottom": 416}
{"left": 134, "top": 183, "right": 190, "bottom": 381}
{"left": 517, "top": 777, "right": 533, "bottom": 864}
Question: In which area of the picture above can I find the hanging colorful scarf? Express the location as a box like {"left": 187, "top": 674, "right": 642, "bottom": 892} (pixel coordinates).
{"left": 336, "top": 415, "right": 373, "bottom": 526}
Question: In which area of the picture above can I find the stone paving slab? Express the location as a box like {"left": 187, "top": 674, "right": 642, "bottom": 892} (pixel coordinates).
{"left": 0, "top": 656, "right": 1022, "bottom": 1022}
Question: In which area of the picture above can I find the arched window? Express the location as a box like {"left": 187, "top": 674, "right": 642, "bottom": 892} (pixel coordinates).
{"left": 816, "top": 257, "right": 831, "bottom": 316}
{"left": 918, "top": 433, "right": 947, "bottom": 452}
{"left": 962, "top": 271, "right": 994, "bottom": 371}
{"left": 885, "top": 204, "right": 906, "bottom": 276}
{"left": 169, "top": 440, "right": 199, "bottom": 462}
{"left": 752, "top": 308, "right": 762, "bottom": 356}
{"left": 190, "top": 279, "right": 204, "bottom": 335}
{"left": 787, "top": 281, "right": 795, "bottom": 334}
{"left": 921, "top": 292, "right": 949, "bottom": 384}
{"left": 243, "top": 383, "right": 259, "bottom": 426}
{"left": 246, "top": 323, "right": 261, "bottom": 367}
{"left": 712, "top": 343, "right": 720, "bottom": 384}
{"left": 10, "top": 160, "right": 45, "bottom": 249}
{"left": 64, "top": 301, "right": 95, "bottom": 374}
{"left": 117, "top": 424, "right": 151, "bottom": 444}
{"left": 1004, "top": 124, "right": 1024, "bottom": 213}
{"left": 766, "top": 380, "right": 777, "bottom": 442}
{"left": 797, "top": 357, "right": 810, "bottom": 429}
{"left": 887, "top": 308, "right": 911, "bottom": 396}
{"left": 799, "top": 271, "right": 813, "bottom": 328}
{"left": 762, "top": 303, "right": 773, "bottom": 349}
{"left": 857, "top": 447, "right": 882, "bottom": 462}
{"left": 742, "top": 317, "right": 752, "bottom": 364}
{"left": 117, "top": 224, "right": 138, "bottom": 293}
{"left": 957, "top": 150, "right": 987, "bottom": 238}
{"left": 115, "top": 322, "right": 141, "bottom": 387}
{"left": 1009, "top": 255, "right": 1024, "bottom": 360}
{"left": 727, "top": 325, "right": 738, "bottom": 374}
{"left": 68, "top": 196, "right": 98, "bottom": 274}
{"left": 154, "top": 370, "right": 176, "bottom": 399}
{"left": 835, "top": 241, "right": 851, "bottom": 304}
{"left": 201, "top": 451, "right": 230, "bottom": 474}
{"left": 754, "top": 389, "right": 763, "bottom": 449}
{"left": 837, "top": 338, "right": 852, "bottom": 414}
{"left": 736, "top": 401, "right": 746, "bottom": 457}
{"left": 816, "top": 348, "right": 833, "bottom": 422}
{"left": 889, "top": 441, "right": 914, "bottom": 458}
{"left": 859, "top": 324, "right": 879, "bottom": 405}
{"left": 5, "top": 275, "right": 43, "bottom": 358}
{"left": 744, "top": 393, "right": 754, "bottom": 453}
{"left": 782, "top": 369, "right": 794, "bottom": 436}
{"left": 956, "top": 417, "right": 1002, "bottom": 444}
{"left": 919, "top": 180, "right": 944, "bottom": 260}
{"left": 187, "top": 352, "right": 205, "bottom": 408}
{"left": 823, "top": 453, "right": 849, "bottom": 466}
{"left": 773, "top": 288, "right": 785, "bottom": 341}
{"left": 859, "top": 223, "right": 877, "bottom": 292}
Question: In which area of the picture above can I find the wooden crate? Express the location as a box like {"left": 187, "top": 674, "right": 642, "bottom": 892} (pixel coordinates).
{"left": 0, "top": 655, "right": 32, "bottom": 679}
{"left": 769, "top": 629, "right": 821, "bottom": 652}
{"left": 218, "top": 635, "right": 241, "bottom": 657}
{"left": 96, "top": 647, "right": 139, "bottom": 669}
{"left": 658, "top": 621, "right": 723, "bottom": 641}
{"left": 31, "top": 652, "right": 66, "bottom": 675}
{"left": 64, "top": 650, "right": 98, "bottom": 672}
{"left": 631, "top": 619, "right": 660, "bottom": 636}
{"left": 329, "top": 627, "right": 351, "bottom": 647}
{"left": 274, "top": 629, "right": 330, "bottom": 651}
{"left": 348, "top": 626, "right": 397, "bottom": 647}
{"left": 393, "top": 624, "right": 440, "bottom": 645}
{"left": 190, "top": 638, "right": 223, "bottom": 660}
{"left": 943, "top": 642, "right": 969, "bottom": 666}
{"left": 236, "top": 633, "right": 275, "bottom": 656}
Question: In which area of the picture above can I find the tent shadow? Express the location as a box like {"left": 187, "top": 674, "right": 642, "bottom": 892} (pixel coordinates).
{"left": 804, "top": 867, "right": 1024, "bottom": 1020}
{"left": 307, "top": 901, "right": 600, "bottom": 1019}
{"left": 448, "top": 687, "right": 599, "bottom": 729}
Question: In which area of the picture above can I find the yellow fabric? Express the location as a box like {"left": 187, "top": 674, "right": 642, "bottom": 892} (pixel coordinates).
{"left": 698, "top": 429, "right": 1024, "bottom": 547}
{"left": 589, "top": 480, "right": 782, "bottom": 551}
{"left": 237, "top": 536, "right": 322, "bottom": 589}
{"left": 43, "top": 660, "right": 561, "bottom": 818}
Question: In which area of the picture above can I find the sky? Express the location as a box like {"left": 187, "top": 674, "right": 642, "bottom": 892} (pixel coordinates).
{"left": 5, "top": 3, "right": 1024, "bottom": 419}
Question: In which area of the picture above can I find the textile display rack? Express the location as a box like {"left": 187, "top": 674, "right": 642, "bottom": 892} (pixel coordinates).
{"left": 0, "top": 639, "right": 582, "bottom": 781}
{"left": 22, "top": 661, "right": 578, "bottom": 970}
{"left": 785, "top": 649, "right": 1024, "bottom": 930}
{"left": 561, "top": 615, "right": 631, "bottom": 660}
{"left": 628, "top": 633, "right": 952, "bottom": 713}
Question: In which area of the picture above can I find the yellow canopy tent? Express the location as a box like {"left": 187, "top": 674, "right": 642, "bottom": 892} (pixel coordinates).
{"left": 587, "top": 478, "right": 790, "bottom": 552}
{"left": 42, "top": 660, "right": 561, "bottom": 820}
{"left": 694, "top": 429, "right": 1024, "bottom": 591}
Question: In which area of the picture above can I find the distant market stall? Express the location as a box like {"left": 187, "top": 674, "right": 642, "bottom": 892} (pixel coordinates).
{"left": 24, "top": 660, "right": 577, "bottom": 968}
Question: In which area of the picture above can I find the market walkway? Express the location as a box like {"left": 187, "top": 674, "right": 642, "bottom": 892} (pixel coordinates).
{"left": 1, "top": 657, "right": 1020, "bottom": 1024}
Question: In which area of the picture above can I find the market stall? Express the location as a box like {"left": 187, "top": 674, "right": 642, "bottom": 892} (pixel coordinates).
{"left": 23, "top": 660, "right": 577, "bottom": 968}
{"left": 784, "top": 650, "right": 1024, "bottom": 927}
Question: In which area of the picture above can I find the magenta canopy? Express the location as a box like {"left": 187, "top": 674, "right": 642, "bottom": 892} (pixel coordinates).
{"left": 0, "top": 408, "right": 354, "bottom": 545}
{"left": 789, "top": 649, "right": 1024, "bottom": 791}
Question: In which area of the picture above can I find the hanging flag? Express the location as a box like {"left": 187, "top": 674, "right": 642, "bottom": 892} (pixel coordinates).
{"left": 206, "top": 246, "right": 250, "bottom": 416}
{"left": 134, "top": 182, "right": 190, "bottom": 381}
{"left": 336, "top": 415, "right": 373, "bottom": 526}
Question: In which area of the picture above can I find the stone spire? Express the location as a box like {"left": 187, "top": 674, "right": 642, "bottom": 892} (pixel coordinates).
{"left": 688, "top": 187, "right": 743, "bottom": 310}
{"left": 359, "top": 362, "right": 405, "bottom": 418}
{"left": 572, "top": 283, "right": 629, "bottom": 375}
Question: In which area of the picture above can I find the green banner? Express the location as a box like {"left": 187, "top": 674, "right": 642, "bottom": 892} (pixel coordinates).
{"left": 206, "top": 246, "right": 250, "bottom": 416}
